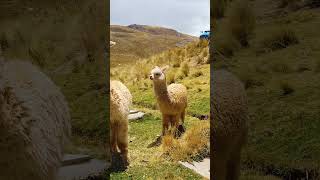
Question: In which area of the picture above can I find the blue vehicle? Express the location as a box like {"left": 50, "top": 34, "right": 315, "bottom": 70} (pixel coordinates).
{"left": 200, "top": 30, "right": 210, "bottom": 40}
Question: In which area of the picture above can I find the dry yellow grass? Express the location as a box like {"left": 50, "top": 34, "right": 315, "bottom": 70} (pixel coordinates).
{"left": 161, "top": 120, "right": 210, "bottom": 162}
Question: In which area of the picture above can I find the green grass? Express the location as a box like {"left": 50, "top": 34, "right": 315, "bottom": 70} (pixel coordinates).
{"left": 109, "top": 112, "right": 206, "bottom": 179}
{"left": 214, "top": 3, "right": 320, "bottom": 178}
{"left": 110, "top": 41, "right": 210, "bottom": 179}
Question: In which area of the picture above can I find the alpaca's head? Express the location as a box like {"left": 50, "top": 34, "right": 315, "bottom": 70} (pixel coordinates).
{"left": 149, "top": 65, "right": 169, "bottom": 82}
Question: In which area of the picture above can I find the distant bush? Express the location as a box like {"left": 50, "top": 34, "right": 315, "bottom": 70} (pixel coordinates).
{"left": 180, "top": 62, "right": 190, "bottom": 77}
{"left": 260, "top": 26, "right": 299, "bottom": 51}
{"left": 279, "top": 0, "right": 300, "bottom": 8}
{"left": 304, "top": 0, "right": 320, "bottom": 8}
{"left": 296, "top": 63, "right": 311, "bottom": 72}
{"left": 172, "top": 57, "right": 181, "bottom": 67}
{"left": 212, "top": 0, "right": 234, "bottom": 19}
{"left": 227, "top": 0, "right": 256, "bottom": 47}
{"left": 201, "top": 48, "right": 209, "bottom": 59}
{"left": 166, "top": 70, "right": 176, "bottom": 84}
{"left": 213, "top": 34, "right": 240, "bottom": 58}
{"left": 72, "top": 60, "right": 80, "bottom": 73}
{"left": 192, "top": 70, "right": 203, "bottom": 77}
{"left": 271, "top": 62, "right": 292, "bottom": 73}
{"left": 239, "top": 72, "right": 264, "bottom": 89}
{"left": 195, "top": 55, "right": 202, "bottom": 64}
{"left": 176, "top": 72, "right": 185, "bottom": 80}
{"left": 280, "top": 81, "right": 295, "bottom": 95}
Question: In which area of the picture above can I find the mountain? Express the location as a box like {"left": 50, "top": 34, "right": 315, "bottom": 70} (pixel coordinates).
{"left": 110, "top": 24, "right": 197, "bottom": 67}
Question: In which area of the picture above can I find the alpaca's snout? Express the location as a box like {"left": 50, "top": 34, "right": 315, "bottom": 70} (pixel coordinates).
{"left": 149, "top": 75, "right": 153, "bottom": 80}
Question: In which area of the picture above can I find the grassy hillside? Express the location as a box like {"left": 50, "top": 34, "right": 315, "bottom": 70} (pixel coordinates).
{"left": 0, "top": 0, "right": 108, "bottom": 153}
{"left": 213, "top": 0, "right": 320, "bottom": 178}
{"left": 110, "top": 40, "right": 210, "bottom": 179}
{"left": 110, "top": 24, "right": 196, "bottom": 67}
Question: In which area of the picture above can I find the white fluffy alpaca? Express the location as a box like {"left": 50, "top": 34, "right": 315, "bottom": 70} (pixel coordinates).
{"left": 0, "top": 59, "right": 71, "bottom": 180}
{"left": 110, "top": 80, "right": 132, "bottom": 167}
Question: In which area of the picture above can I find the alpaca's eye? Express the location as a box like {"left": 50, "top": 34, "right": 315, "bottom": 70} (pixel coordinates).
{"left": 155, "top": 73, "right": 160, "bottom": 76}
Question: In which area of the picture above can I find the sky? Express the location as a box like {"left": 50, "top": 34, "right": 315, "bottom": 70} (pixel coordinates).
{"left": 110, "top": 0, "right": 210, "bottom": 37}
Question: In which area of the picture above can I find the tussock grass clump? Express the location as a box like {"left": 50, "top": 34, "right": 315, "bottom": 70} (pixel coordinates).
{"left": 212, "top": 0, "right": 234, "bottom": 19}
{"left": 180, "top": 62, "right": 189, "bottom": 77}
{"left": 260, "top": 27, "right": 299, "bottom": 52}
{"left": 161, "top": 121, "right": 210, "bottom": 161}
{"left": 280, "top": 81, "right": 295, "bottom": 95}
{"left": 201, "top": 48, "right": 209, "bottom": 59}
{"left": 271, "top": 62, "right": 292, "bottom": 73}
{"left": 172, "top": 57, "right": 182, "bottom": 68}
{"left": 166, "top": 70, "right": 176, "bottom": 84}
{"left": 279, "top": 0, "right": 300, "bottom": 8}
{"left": 227, "top": 0, "right": 255, "bottom": 47}
{"left": 239, "top": 72, "right": 264, "bottom": 89}
{"left": 213, "top": 34, "right": 240, "bottom": 58}
{"left": 192, "top": 70, "right": 203, "bottom": 77}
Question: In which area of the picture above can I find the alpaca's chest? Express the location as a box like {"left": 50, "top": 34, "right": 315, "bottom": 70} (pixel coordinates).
{"left": 157, "top": 99, "right": 185, "bottom": 115}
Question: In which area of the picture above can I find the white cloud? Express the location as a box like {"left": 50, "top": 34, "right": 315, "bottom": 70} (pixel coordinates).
{"left": 110, "top": 0, "right": 210, "bottom": 36}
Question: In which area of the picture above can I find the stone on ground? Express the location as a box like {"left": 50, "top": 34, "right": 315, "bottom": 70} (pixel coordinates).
{"left": 58, "top": 154, "right": 109, "bottom": 180}
{"left": 179, "top": 158, "right": 210, "bottom": 179}
{"left": 128, "top": 111, "right": 145, "bottom": 121}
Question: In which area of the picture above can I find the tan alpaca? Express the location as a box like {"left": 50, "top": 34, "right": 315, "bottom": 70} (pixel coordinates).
{"left": 211, "top": 70, "right": 248, "bottom": 180}
{"left": 149, "top": 65, "right": 187, "bottom": 136}
{"left": 110, "top": 80, "right": 132, "bottom": 167}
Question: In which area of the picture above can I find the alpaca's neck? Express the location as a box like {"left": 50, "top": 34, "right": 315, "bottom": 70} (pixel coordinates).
{"left": 153, "top": 80, "right": 170, "bottom": 103}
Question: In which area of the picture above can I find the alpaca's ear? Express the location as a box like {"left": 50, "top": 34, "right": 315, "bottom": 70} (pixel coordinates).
{"left": 161, "top": 65, "right": 169, "bottom": 73}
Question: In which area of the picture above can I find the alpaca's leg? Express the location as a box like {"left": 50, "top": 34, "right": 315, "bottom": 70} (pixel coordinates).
{"left": 110, "top": 122, "right": 118, "bottom": 153}
{"left": 162, "top": 114, "right": 169, "bottom": 136}
{"left": 212, "top": 136, "right": 229, "bottom": 180}
{"left": 212, "top": 149, "right": 228, "bottom": 180}
{"left": 171, "top": 114, "right": 180, "bottom": 137}
{"left": 226, "top": 150, "right": 241, "bottom": 180}
{"left": 117, "top": 120, "right": 129, "bottom": 166}
{"left": 180, "top": 109, "right": 185, "bottom": 125}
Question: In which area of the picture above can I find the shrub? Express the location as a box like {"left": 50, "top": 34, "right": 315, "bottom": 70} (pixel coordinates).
{"left": 240, "top": 72, "right": 264, "bottom": 89}
{"left": 192, "top": 70, "right": 203, "bottom": 77}
{"left": 213, "top": 34, "right": 239, "bottom": 58}
{"left": 166, "top": 70, "right": 176, "bottom": 84}
{"left": 201, "top": 48, "right": 209, "bottom": 58}
{"left": 172, "top": 57, "right": 181, "bottom": 67}
{"left": 176, "top": 71, "right": 185, "bottom": 80}
{"left": 296, "top": 63, "right": 311, "bottom": 72}
{"left": 260, "top": 26, "right": 299, "bottom": 52}
{"left": 180, "top": 62, "right": 189, "bottom": 77}
{"left": 227, "top": 0, "right": 256, "bottom": 47}
{"left": 212, "top": 0, "right": 233, "bottom": 19}
{"left": 72, "top": 60, "right": 80, "bottom": 73}
{"left": 161, "top": 121, "right": 209, "bottom": 161}
{"left": 279, "top": 0, "right": 300, "bottom": 8}
{"left": 271, "top": 62, "right": 292, "bottom": 73}
{"left": 280, "top": 81, "right": 295, "bottom": 95}
{"left": 195, "top": 56, "right": 203, "bottom": 64}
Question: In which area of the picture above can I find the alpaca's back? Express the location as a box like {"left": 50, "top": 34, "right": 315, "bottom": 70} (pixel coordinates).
{"left": 110, "top": 80, "right": 132, "bottom": 123}
{"left": 0, "top": 60, "right": 71, "bottom": 180}
{"left": 157, "top": 83, "right": 187, "bottom": 115}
